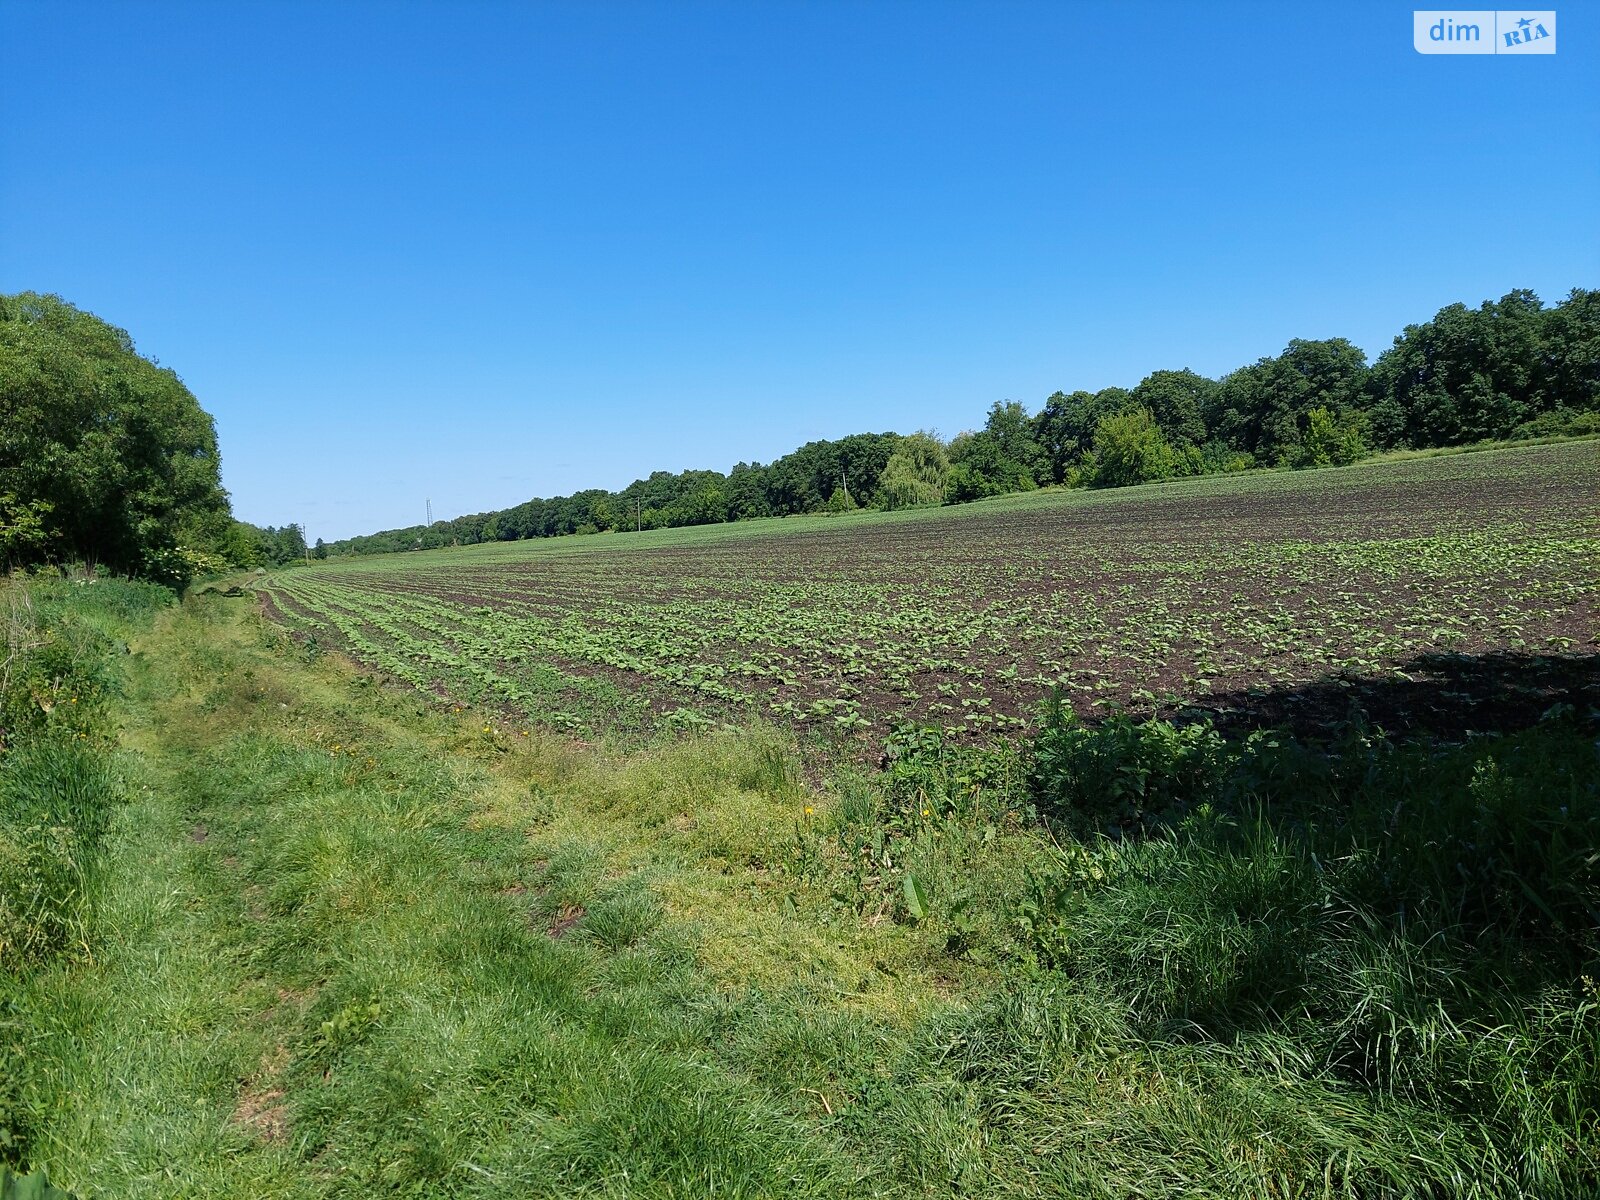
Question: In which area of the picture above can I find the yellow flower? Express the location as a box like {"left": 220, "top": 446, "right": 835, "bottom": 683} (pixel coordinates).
{"left": 921, "top": 809, "right": 930, "bottom": 817}
{"left": 803, "top": 806, "right": 814, "bottom": 816}
{"left": 483, "top": 725, "right": 492, "bottom": 733}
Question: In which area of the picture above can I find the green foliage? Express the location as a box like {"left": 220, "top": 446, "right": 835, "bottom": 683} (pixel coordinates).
{"left": 0, "top": 1166, "right": 76, "bottom": 1200}
{"left": 1511, "top": 407, "right": 1600, "bottom": 441}
{"left": 233, "top": 521, "right": 308, "bottom": 568}
{"left": 1086, "top": 405, "right": 1179, "bottom": 488}
{"left": 1033, "top": 387, "right": 1133, "bottom": 484}
{"left": 901, "top": 871, "right": 930, "bottom": 921}
{"left": 314, "top": 996, "right": 384, "bottom": 1058}
{"left": 0, "top": 498, "right": 52, "bottom": 571}
{"left": 1131, "top": 367, "right": 1214, "bottom": 446}
{"left": 874, "top": 432, "right": 949, "bottom": 509}
{"left": 1032, "top": 701, "right": 1230, "bottom": 828}
{"left": 1211, "top": 337, "right": 1370, "bottom": 462}
{"left": 1369, "top": 288, "right": 1599, "bottom": 449}
{"left": 1197, "top": 439, "right": 1255, "bottom": 473}
{"left": 945, "top": 401, "right": 1046, "bottom": 501}
{"left": 0, "top": 293, "right": 230, "bottom": 583}
{"left": 1289, "top": 404, "right": 1367, "bottom": 467}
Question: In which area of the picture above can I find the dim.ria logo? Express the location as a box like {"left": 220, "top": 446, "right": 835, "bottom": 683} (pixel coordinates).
{"left": 1413, "top": 10, "right": 1556, "bottom": 53}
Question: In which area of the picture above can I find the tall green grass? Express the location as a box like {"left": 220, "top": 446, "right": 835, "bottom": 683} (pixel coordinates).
{"left": 1016, "top": 703, "right": 1600, "bottom": 1193}
{"left": 0, "top": 576, "right": 170, "bottom": 1168}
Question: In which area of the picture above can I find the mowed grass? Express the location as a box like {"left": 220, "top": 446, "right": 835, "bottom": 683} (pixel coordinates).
{"left": 261, "top": 440, "right": 1599, "bottom": 746}
{"left": 18, "top": 588, "right": 1594, "bottom": 1196}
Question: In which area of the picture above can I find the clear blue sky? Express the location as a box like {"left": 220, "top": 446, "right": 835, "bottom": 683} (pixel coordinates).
{"left": 2, "top": 1, "right": 1595, "bottom": 540}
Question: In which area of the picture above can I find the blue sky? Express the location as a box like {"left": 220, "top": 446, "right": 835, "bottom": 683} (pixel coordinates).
{"left": 2, "top": 1, "right": 1595, "bottom": 540}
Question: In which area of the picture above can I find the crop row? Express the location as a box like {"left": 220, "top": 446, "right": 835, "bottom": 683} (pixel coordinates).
{"left": 262, "top": 445, "right": 1599, "bottom": 745}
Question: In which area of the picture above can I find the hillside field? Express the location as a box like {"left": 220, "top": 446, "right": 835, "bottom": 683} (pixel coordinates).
{"left": 261, "top": 441, "right": 1600, "bottom": 746}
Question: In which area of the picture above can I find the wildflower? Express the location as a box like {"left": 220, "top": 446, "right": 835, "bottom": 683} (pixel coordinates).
{"left": 804, "top": 805, "right": 814, "bottom": 816}
{"left": 921, "top": 808, "right": 930, "bottom": 816}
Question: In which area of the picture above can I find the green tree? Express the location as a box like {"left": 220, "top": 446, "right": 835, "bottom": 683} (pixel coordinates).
{"left": 1212, "top": 338, "right": 1368, "bottom": 462}
{"left": 724, "top": 463, "right": 772, "bottom": 521}
{"left": 0, "top": 493, "right": 53, "bottom": 569}
{"left": 1033, "top": 388, "right": 1132, "bottom": 483}
{"left": 947, "top": 402, "right": 1046, "bottom": 500}
{"left": 875, "top": 433, "right": 949, "bottom": 509}
{"left": 1290, "top": 406, "right": 1366, "bottom": 467}
{"left": 1130, "top": 369, "right": 1213, "bottom": 446}
{"left": 1087, "top": 407, "right": 1177, "bottom": 489}
{"left": 1368, "top": 291, "right": 1556, "bottom": 447}
{"left": 0, "top": 293, "right": 230, "bottom": 580}
{"left": 1540, "top": 288, "right": 1600, "bottom": 414}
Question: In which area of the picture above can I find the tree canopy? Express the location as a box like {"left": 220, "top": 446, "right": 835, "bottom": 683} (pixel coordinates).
{"left": 9, "top": 287, "right": 1588, "bottom": 571}
{"left": 0, "top": 292, "right": 231, "bottom": 581}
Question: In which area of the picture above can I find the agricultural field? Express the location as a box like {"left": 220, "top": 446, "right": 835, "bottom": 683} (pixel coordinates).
{"left": 261, "top": 441, "right": 1600, "bottom": 746}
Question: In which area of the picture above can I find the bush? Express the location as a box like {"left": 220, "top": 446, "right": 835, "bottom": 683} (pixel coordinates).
{"left": 1198, "top": 440, "right": 1255, "bottom": 473}
{"left": 1511, "top": 407, "right": 1600, "bottom": 440}
{"left": 1288, "top": 405, "right": 1366, "bottom": 467}
{"left": 1030, "top": 700, "right": 1231, "bottom": 829}
{"left": 0, "top": 292, "right": 231, "bottom": 579}
{"left": 1086, "top": 406, "right": 1178, "bottom": 488}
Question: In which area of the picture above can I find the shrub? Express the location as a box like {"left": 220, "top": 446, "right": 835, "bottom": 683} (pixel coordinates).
{"left": 1288, "top": 405, "right": 1366, "bottom": 467}
{"left": 1030, "top": 700, "right": 1231, "bottom": 829}
{"left": 1086, "top": 406, "right": 1178, "bottom": 488}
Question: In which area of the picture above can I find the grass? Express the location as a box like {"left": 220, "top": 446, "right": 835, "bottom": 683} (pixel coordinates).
{"left": 1, "top": 578, "right": 1596, "bottom": 1196}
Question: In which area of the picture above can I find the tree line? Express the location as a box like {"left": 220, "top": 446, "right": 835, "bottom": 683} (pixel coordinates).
{"left": 2, "top": 287, "right": 1594, "bottom": 577}
{"left": 328, "top": 286, "right": 1598, "bottom": 556}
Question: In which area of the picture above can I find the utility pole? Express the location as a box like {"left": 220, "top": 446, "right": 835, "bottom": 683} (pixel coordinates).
{"left": 636, "top": 495, "right": 641, "bottom": 533}
{"left": 841, "top": 466, "right": 851, "bottom": 507}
